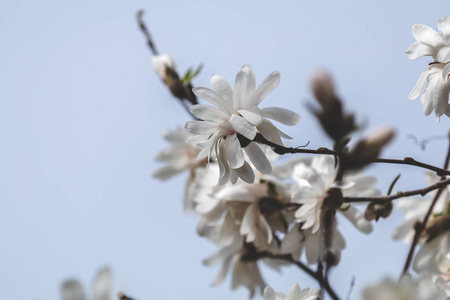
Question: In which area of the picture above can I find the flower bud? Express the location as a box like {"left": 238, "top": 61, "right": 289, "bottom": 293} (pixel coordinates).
{"left": 311, "top": 70, "right": 337, "bottom": 108}
{"left": 151, "top": 54, "right": 176, "bottom": 82}
{"left": 364, "top": 201, "right": 393, "bottom": 221}
{"left": 344, "top": 127, "right": 396, "bottom": 170}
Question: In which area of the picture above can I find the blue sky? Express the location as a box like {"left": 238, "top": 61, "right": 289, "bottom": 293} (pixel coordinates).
{"left": 1, "top": 0, "right": 450, "bottom": 299}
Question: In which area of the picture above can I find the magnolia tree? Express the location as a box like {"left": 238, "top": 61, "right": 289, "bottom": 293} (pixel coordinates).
{"left": 62, "top": 13, "right": 450, "bottom": 300}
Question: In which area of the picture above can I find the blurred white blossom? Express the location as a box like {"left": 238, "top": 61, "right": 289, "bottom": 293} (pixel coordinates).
{"left": 264, "top": 283, "right": 320, "bottom": 300}
{"left": 61, "top": 267, "right": 111, "bottom": 300}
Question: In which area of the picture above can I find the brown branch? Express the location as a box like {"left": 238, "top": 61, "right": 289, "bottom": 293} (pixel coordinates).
{"left": 343, "top": 177, "right": 450, "bottom": 203}
{"left": 253, "top": 133, "right": 450, "bottom": 176}
{"left": 136, "top": 10, "right": 158, "bottom": 55}
{"left": 400, "top": 137, "right": 450, "bottom": 277}
{"left": 260, "top": 252, "right": 341, "bottom": 300}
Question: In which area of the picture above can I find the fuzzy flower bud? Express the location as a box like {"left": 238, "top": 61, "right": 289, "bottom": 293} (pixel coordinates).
{"left": 151, "top": 54, "right": 175, "bottom": 82}
{"left": 311, "top": 70, "right": 337, "bottom": 108}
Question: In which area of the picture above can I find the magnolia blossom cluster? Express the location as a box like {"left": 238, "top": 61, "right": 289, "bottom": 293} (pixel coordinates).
{"left": 152, "top": 63, "right": 449, "bottom": 299}
{"left": 407, "top": 16, "right": 450, "bottom": 121}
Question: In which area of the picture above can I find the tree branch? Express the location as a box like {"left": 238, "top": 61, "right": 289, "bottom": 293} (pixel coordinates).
{"left": 253, "top": 133, "right": 450, "bottom": 176}
{"left": 136, "top": 10, "right": 158, "bottom": 55}
{"left": 343, "top": 177, "right": 450, "bottom": 203}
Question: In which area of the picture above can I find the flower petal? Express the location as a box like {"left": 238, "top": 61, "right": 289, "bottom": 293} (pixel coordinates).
{"left": 406, "top": 41, "right": 434, "bottom": 59}
{"left": 244, "top": 142, "right": 272, "bottom": 174}
{"left": 61, "top": 280, "right": 87, "bottom": 300}
{"left": 190, "top": 104, "right": 229, "bottom": 122}
{"left": 288, "top": 284, "right": 302, "bottom": 300}
{"left": 210, "top": 74, "right": 233, "bottom": 104}
{"left": 437, "top": 46, "right": 450, "bottom": 62}
{"left": 258, "top": 119, "right": 283, "bottom": 145}
{"left": 340, "top": 206, "right": 373, "bottom": 234}
{"left": 238, "top": 106, "right": 263, "bottom": 126}
{"left": 193, "top": 87, "right": 233, "bottom": 114}
{"left": 93, "top": 267, "right": 111, "bottom": 300}
{"left": 412, "top": 24, "right": 444, "bottom": 47}
{"left": 249, "top": 70, "right": 280, "bottom": 106}
{"left": 261, "top": 107, "right": 301, "bottom": 125}
{"left": 409, "top": 70, "right": 430, "bottom": 100}
{"left": 242, "top": 65, "right": 256, "bottom": 104}
{"left": 225, "top": 133, "right": 245, "bottom": 169}
{"left": 185, "top": 120, "right": 218, "bottom": 135}
{"left": 235, "top": 161, "right": 255, "bottom": 183}
{"left": 439, "top": 16, "right": 450, "bottom": 36}
{"left": 233, "top": 70, "right": 248, "bottom": 110}
{"left": 229, "top": 114, "right": 257, "bottom": 140}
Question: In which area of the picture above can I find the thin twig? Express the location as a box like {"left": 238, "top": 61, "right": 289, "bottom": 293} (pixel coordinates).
{"left": 136, "top": 10, "right": 158, "bottom": 55}
{"left": 253, "top": 133, "right": 450, "bottom": 176}
{"left": 343, "top": 177, "right": 450, "bottom": 203}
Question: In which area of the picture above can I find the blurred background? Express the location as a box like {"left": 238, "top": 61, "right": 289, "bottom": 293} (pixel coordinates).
{"left": 1, "top": 0, "right": 450, "bottom": 299}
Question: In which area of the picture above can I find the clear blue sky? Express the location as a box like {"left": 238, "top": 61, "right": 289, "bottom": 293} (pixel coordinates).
{"left": 1, "top": 0, "right": 449, "bottom": 299}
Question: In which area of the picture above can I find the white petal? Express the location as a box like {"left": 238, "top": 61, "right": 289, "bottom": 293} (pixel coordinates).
{"left": 412, "top": 24, "right": 444, "bottom": 47}
{"left": 439, "top": 16, "right": 450, "bottom": 36}
{"left": 93, "top": 267, "right": 111, "bottom": 300}
{"left": 225, "top": 133, "right": 245, "bottom": 169}
{"left": 409, "top": 70, "right": 430, "bottom": 99}
{"left": 406, "top": 41, "right": 434, "bottom": 59}
{"left": 258, "top": 119, "right": 283, "bottom": 145}
{"left": 229, "top": 114, "right": 257, "bottom": 140}
{"left": 261, "top": 107, "right": 301, "bottom": 125}
{"left": 249, "top": 71, "right": 280, "bottom": 106}
{"left": 233, "top": 70, "right": 248, "bottom": 110}
{"left": 432, "top": 75, "right": 449, "bottom": 117}
{"left": 443, "top": 63, "right": 450, "bottom": 80}
{"left": 288, "top": 284, "right": 302, "bottom": 300}
{"left": 193, "top": 87, "right": 233, "bottom": 114}
{"left": 437, "top": 47, "right": 450, "bottom": 62}
{"left": 263, "top": 287, "right": 277, "bottom": 300}
{"left": 210, "top": 74, "right": 233, "bottom": 104}
{"left": 340, "top": 206, "right": 373, "bottom": 234}
{"left": 238, "top": 106, "right": 263, "bottom": 126}
{"left": 235, "top": 161, "right": 255, "bottom": 183}
{"left": 242, "top": 65, "right": 256, "bottom": 104}
{"left": 185, "top": 120, "right": 218, "bottom": 135}
{"left": 244, "top": 142, "right": 272, "bottom": 174}
{"left": 211, "top": 255, "right": 233, "bottom": 286}
{"left": 190, "top": 104, "right": 229, "bottom": 122}
{"left": 61, "top": 280, "right": 86, "bottom": 300}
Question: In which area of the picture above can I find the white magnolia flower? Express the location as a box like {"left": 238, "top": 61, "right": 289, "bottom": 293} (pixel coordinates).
{"left": 264, "top": 283, "right": 320, "bottom": 300}
{"left": 409, "top": 63, "right": 450, "bottom": 119}
{"left": 414, "top": 231, "right": 450, "bottom": 277}
{"left": 185, "top": 65, "right": 301, "bottom": 185}
{"left": 393, "top": 171, "right": 449, "bottom": 242}
{"left": 291, "top": 155, "right": 379, "bottom": 234}
{"left": 151, "top": 54, "right": 175, "bottom": 82}
{"left": 360, "top": 275, "right": 447, "bottom": 300}
{"left": 203, "top": 237, "right": 282, "bottom": 298}
{"left": 153, "top": 127, "right": 205, "bottom": 180}
{"left": 61, "top": 267, "right": 111, "bottom": 300}
{"left": 281, "top": 221, "right": 346, "bottom": 266}
{"left": 407, "top": 17, "right": 450, "bottom": 120}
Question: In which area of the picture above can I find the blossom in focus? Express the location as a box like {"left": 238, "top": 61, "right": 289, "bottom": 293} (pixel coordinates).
{"left": 153, "top": 127, "right": 205, "bottom": 180}
{"left": 291, "top": 155, "right": 379, "bottom": 234}
{"left": 264, "top": 283, "right": 320, "bottom": 300}
{"left": 185, "top": 65, "right": 300, "bottom": 185}
{"left": 407, "top": 17, "right": 450, "bottom": 120}
{"left": 61, "top": 267, "right": 111, "bottom": 300}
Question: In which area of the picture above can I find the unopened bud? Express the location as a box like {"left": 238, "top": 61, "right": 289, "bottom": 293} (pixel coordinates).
{"left": 152, "top": 54, "right": 176, "bottom": 82}
{"left": 345, "top": 127, "right": 396, "bottom": 170}
{"left": 424, "top": 215, "right": 450, "bottom": 242}
{"left": 310, "top": 70, "right": 336, "bottom": 108}
{"left": 364, "top": 201, "right": 393, "bottom": 221}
